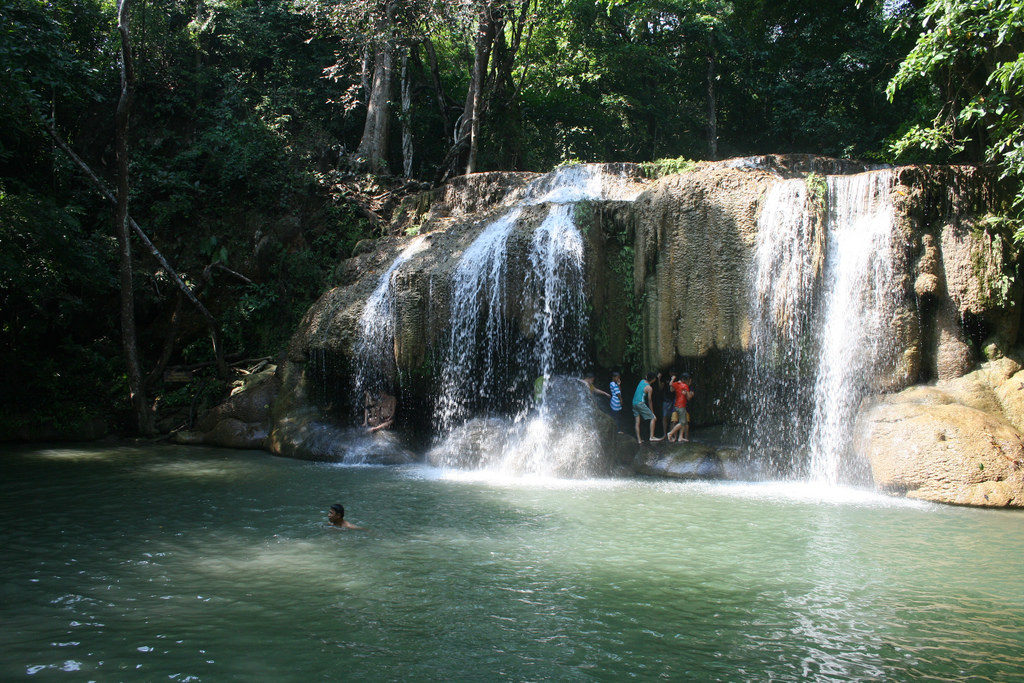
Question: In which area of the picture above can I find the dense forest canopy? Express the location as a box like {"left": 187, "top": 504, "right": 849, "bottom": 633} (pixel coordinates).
{"left": 1, "top": 0, "right": 1022, "bottom": 436}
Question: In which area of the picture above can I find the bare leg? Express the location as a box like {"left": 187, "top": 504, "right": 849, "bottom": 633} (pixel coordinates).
{"left": 667, "top": 423, "right": 681, "bottom": 442}
{"left": 635, "top": 414, "right": 643, "bottom": 444}
{"left": 649, "top": 418, "right": 663, "bottom": 441}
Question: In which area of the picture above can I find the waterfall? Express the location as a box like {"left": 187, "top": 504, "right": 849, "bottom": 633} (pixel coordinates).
{"left": 745, "top": 170, "right": 898, "bottom": 484}
{"left": 432, "top": 208, "right": 523, "bottom": 430}
{"left": 430, "top": 164, "right": 637, "bottom": 476}
{"left": 527, "top": 203, "right": 588, "bottom": 388}
{"left": 352, "top": 235, "right": 428, "bottom": 402}
{"left": 808, "top": 171, "right": 898, "bottom": 485}
{"left": 743, "top": 179, "right": 821, "bottom": 469}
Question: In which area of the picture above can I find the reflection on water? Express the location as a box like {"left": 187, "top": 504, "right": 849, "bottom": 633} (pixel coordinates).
{"left": 1, "top": 444, "right": 1022, "bottom": 680}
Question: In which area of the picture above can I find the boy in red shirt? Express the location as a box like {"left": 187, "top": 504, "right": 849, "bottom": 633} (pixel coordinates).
{"left": 667, "top": 372, "right": 694, "bottom": 442}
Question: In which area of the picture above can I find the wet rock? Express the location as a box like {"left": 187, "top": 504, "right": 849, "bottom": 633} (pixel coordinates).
{"left": 200, "top": 418, "right": 268, "bottom": 450}
{"left": 633, "top": 441, "right": 737, "bottom": 480}
{"left": 269, "top": 416, "right": 415, "bottom": 464}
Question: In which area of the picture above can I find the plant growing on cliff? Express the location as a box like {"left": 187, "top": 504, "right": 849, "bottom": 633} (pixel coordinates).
{"left": 641, "top": 156, "right": 697, "bottom": 179}
{"left": 970, "top": 219, "right": 1018, "bottom": 309}
{"left": 805, "top": 172, "right": 828, "bottom": 213}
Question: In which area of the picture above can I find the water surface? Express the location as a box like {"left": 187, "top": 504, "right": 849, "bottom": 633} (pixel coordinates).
{"left": 1, "top": 444, "right": 1022, "bottom": 680}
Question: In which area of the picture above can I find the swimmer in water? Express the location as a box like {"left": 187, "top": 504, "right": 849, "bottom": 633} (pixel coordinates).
{"left": 327, "top": 503, "right": 362, "bottom": 530}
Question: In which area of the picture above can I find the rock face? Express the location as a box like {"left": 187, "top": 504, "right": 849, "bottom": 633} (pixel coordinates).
{"left": 633, "top": 441, "right": 744, "bottom": 480}
{"left": 855, "top": 358, "right": 1024, "bottom": 507}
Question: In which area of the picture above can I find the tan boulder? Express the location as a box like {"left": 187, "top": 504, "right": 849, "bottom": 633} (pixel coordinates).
{"left": 994, "top": 369, "right": 1024, "bottom": 433}
{"left": 857, "top": 397, "right": 1024, "bottom": 507}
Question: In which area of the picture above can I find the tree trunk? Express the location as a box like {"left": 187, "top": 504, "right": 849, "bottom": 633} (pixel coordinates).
{"left": 354, "top": 2, "right": 397, "bottom": 174}
{"left": 360, "top": 44, "right": 372, "bottom": 102}
{"left": 115, "top": 0, "right": 155, "bottom": 435}
{"left": 423, "top": 37, "right": 451, "bottom": 140}
{"left": 42, "top": 120, "right": 230, "bottom": 380}
{"left": 485, "top": 2, "right": 526, "bottom": 169}
{"left": 706, "top": 29, "right": 718, "bottom": 161}
{"left": 401, "top": 48, "right": 414, "bottom": 178}
{"left": 354, "top": 42, "right": 393, "bottom": 173}
{"left": 463, "top": 4, "right": 498, "bottom": 175}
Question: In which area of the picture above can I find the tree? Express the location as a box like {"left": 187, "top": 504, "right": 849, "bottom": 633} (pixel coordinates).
{"left": 886, "top": 0, "right": 1024, "bottom": 213}
{"left": 113, "top": 0, "right": 157, "bottom": 435}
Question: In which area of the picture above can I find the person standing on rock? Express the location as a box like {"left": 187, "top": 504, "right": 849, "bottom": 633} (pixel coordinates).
{"left": 655, "top": 373, "right": 674, "bottom": 439}
{"left": 609, "top": 371, "right": 627, "bottom": 433}
{"left": 667, "top": 373, "right": 694, "bottom": 442}
{"left": 633, "top": 372, "right": 663, "bottom": 445}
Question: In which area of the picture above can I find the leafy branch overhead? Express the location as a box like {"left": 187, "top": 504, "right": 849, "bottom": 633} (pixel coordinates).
{"left": 886, "top": 0, "right": 1024, "bottom": 217}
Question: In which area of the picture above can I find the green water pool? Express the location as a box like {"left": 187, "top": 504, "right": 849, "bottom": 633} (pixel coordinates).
{"left": 1, "top": 444, "right": 1022, "bottom": 680}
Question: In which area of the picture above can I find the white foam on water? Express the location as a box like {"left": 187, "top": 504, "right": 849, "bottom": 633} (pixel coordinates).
{"left": 402, "top": 462, "right": 931, "bottom": 508}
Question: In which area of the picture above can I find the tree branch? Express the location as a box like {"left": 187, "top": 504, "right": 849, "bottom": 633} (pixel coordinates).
{"left": 41, "top": 117, "right": 230, "bottom": 378}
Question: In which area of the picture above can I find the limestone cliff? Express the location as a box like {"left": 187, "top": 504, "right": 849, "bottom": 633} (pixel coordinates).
{"left": 198, "top": 156, "right": 1022, "bottom": 506}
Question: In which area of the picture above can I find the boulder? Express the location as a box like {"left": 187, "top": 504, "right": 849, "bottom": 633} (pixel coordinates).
{"left": 633, "top": 440, "right": 740, "bottom": 480}
{"left": 201, "top": 418, "right": 268, "bottom": 450}
{"left": 856, "top": 392, "right": 1024, "bottom": 507}
{"left": 180, "top": 367, "right": 278, "bottom": 450}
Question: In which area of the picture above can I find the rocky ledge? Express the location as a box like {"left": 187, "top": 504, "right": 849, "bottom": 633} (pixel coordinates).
{"left": 856, "top": 357, "right": 1024, "bottom": 507}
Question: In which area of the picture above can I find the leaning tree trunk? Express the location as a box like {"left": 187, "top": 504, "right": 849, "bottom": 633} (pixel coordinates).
{"left": 115, "top": 0, "right": 154, "bottom": 435}
{"left": 705, "top": 28, "right": 718, "bottom": 161}
{"left": 42, "top": 118, "right": 230, "bottom": 379}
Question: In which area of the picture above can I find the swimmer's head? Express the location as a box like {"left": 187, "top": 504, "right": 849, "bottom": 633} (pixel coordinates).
{"left": 328, "top": 503, "right": 345, "bottom": 524}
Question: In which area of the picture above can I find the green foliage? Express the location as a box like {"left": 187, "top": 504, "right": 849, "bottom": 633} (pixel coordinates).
{"left": 805, "top": 172, "right": 828, "bottom": 213}
{"left": 641, "top": 156, "right": 697, "bottom": 179}
{"left": 886, "top": 0, "right": 1024, "bottom": 212}
{"left": 968, "top": 218, "right": 1018, "bottom": 309}
{"left": 1, "top": 0, "right": 1019, "bottom": 435}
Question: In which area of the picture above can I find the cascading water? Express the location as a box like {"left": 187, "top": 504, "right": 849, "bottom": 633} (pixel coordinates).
{"left": 352, "top": 236, "right": 428, "bottom": 402}
{"left": 432, "top": 208, "right": 524, "bottom": 430}
{"left": 430, "top": 164, "right": 638, "bottom": 476}
{"left": 744, "top": 170, "right": 899, "bottom": 485}
{"left": 807, "top": 171, "right": 898, "bottom": 485}
{"left": 526, "top": 203, "right": 588, "bottom": 388}
{"left": 743, "top": 179, "right": 822, "bottom": 469}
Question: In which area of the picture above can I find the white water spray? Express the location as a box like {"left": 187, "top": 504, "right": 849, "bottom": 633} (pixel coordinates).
{"left": 352, "top": 235, "right": 428, "bottom": 400}
{"left": 745, "top": 170, "right": 899, "bottom": 485}
{"left": 808, "top": 171, "right": 898, "bottom": 485}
